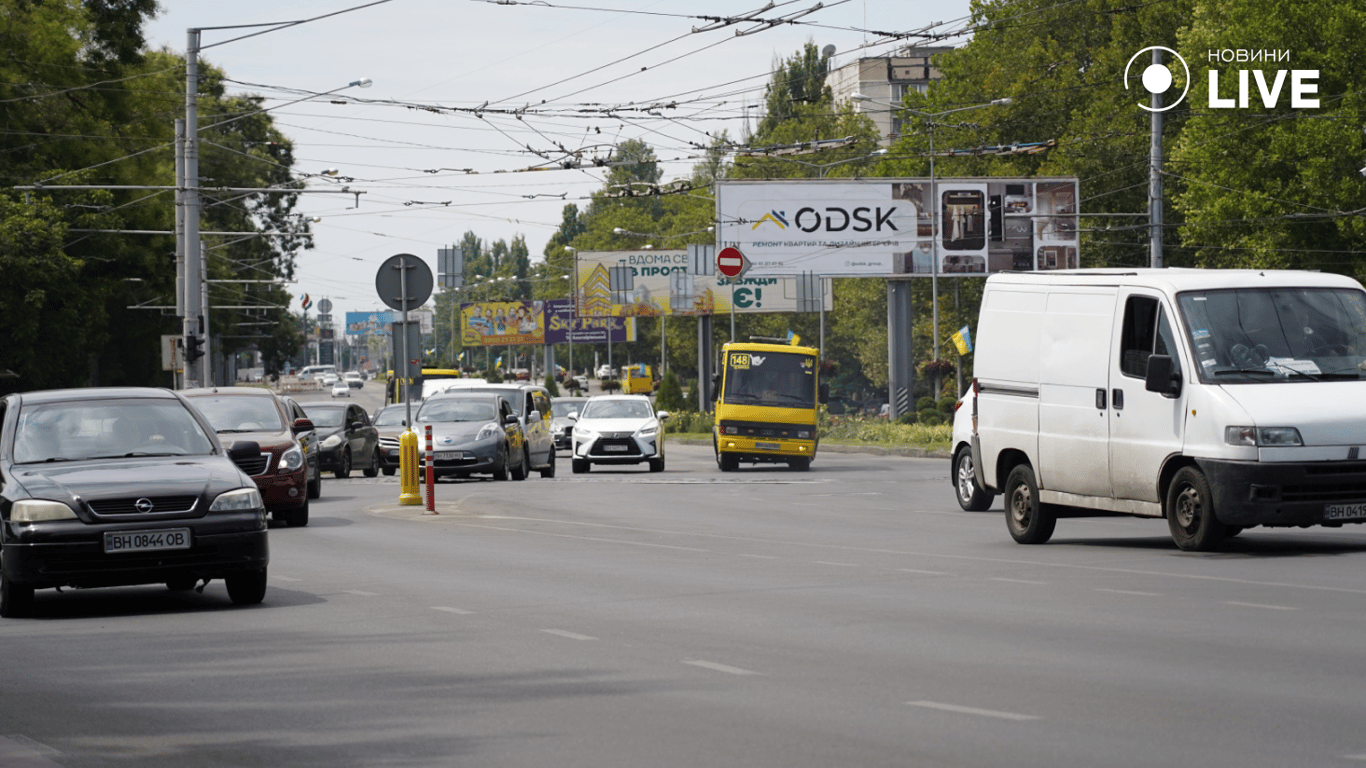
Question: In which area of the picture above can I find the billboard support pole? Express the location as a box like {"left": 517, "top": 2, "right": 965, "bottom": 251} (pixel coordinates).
{"left": 888, "top": 279, "right": 914, "bottom": 421}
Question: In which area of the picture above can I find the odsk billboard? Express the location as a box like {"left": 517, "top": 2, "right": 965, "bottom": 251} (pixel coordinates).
{"left": 715, "top": 178, "right": 1079, "bottom": 276}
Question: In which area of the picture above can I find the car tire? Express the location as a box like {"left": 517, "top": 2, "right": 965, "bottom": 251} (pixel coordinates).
{"left": 1167, "top": 466, "right": 1227, "bottom": 551}
{"left": 572, "top": 458, "right": 590, "bottom": 474}
{"left": 307, "top": 471, "right": 321, "bottom": 499}
{"left": 284, "top": 495, "right": 310, "bottom": 527}
{"left": 787, "top": 456, "right": 810, "bottom": 471}
{"left": 1005, "top": 463, "right": 1056, "bottom": 545}
{"left": 362, "top": 448, "right": 380, "bottom": 478}
{"left": 334, "top": 448, "right": 352, "bottom": 479}
{"left": 511, "top": 447, "right": 529, "bottom": 481}
{"left": 166, "top": 576, "right": 198, "bottom": 592}
{"left": 382, "top": 466, "right": 396, "bottom": 477}
{"left": 225, "top": 568, "right": 268, "bottom": 605}
{"left": 492, "top": 447, "right": 509, "bottom": 481}
{"left": 1, "top": 570, "right": 35, "bottom": 618}
{"left": 954, "top": 447, "right": 995, "bottom": 511}
{"left": 719, "top": 453, "right": 739, "bottom": 472}
{"left": 539, "top": 449, "right": 556, "bottom": 478}
{"left": 648, "top": 457, "right": 665, "bottom": 472}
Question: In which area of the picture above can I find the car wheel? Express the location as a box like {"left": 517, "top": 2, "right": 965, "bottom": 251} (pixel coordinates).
{"left": 648, "top": 457, "right": 665, "bottom": 473}
{"left": 539, "top": 449, "right": 556, "bottom": 478}
{"left": 511, "top": 447, "right": 529, "bottom": 481}
{"left": 1005, "top": 464, "right": 1056, "bottom": 544}
{"left": 285, "top": 494, "right": 310, "bottom": 527}
{"left": 166, "top": 576, "right": 198, "bottom": 592}
{"left": 719, "top": 453, "right": 739, "bottom": 472}
{"left": 572, "top": 458, "right": 590, "bottom": 474}
{"left": 381, "top": 466, "right": 396, "bottom": 477}
{"left": 1167, "top": 466, "right": 1227, "bottom": 551}
{"left": 307, "top": 471, "right": 321, "bottom": 499}
{"left": 1, "top": 569, "right": 35, "bottom": 618}
{"left": 954, "top": 447, "right": 995, "bottom": 511}
{"left": 787, "top": 456, "right": 810, "bottom": 471}
{"left": 334, "top": 448, "right": 352, "bottom": 479}
{"left": 225, "top": 568, "right": 268, "bottom": 605}
{"left": 362, "top": 448, "right": 380, "bottom": 478}
{"left": 492, "top": 447, "right": 509, "bottom": 481}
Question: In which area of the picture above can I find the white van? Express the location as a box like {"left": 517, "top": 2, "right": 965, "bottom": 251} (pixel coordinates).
{"left": 952, "top": 268, "right": 1366, "bottom": 551}
{"left": 298, "top": 364, "right": 337, "bottom": 382}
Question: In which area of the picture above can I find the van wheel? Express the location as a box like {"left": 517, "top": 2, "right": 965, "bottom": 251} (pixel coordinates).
{"left": 1005, "top": 464, "right": 1056, "bottom": 544}
{"left": 719, "top": 454, "right": 739, "bottom": 472}
{"left": 788, "top": 457, "right": 810, "bottom": 471}
{"left": 954, "top": 448, "right": 995, "bottom": 512}
{"left": 1167, "top": 467, "right": 1227, "bottom": 551}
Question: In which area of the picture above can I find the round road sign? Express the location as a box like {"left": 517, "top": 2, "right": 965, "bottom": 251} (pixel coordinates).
{"left": 716, "top": 246, "right": 750, "bottom": 278}
{"left": 375, "top": 253, "right": 434, "bottom": 312}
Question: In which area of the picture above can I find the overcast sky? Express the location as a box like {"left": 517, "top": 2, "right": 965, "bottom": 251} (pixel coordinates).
{"left": 143, "top": 0, "right": 975, "bottom": 317}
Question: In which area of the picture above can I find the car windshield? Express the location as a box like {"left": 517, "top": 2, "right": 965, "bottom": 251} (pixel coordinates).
{"left": 1177, "top": 287, "right": 1366, "bottom": 382}
{"left": 551, "top": 401, "right": 585, "bottom": 417}
{"left": 581, "top": 400, "right": 653, "bottom": 420}
{"left": 189, "top": 395, "right": 285, "bottom": 433}
{"left": 723, "top": 351, "right": 817, "bottom": 407}
{"left": 373, "top": 408, "right": 406, "bottom": 427}
{"left": 459, "top": 388, "right": 525, "bottom": 415}
{"left": 12, "top": 399, "right": 216, "bottom": 463}
{"left": 301, "top": 405, "right": 346, "bottom": 428}
{"left": 418, "top": 399, "right": 498, "bottom": 423}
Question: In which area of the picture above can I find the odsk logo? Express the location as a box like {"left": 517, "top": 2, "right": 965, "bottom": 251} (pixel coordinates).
{"left": 752, "top": 211, "right": 788, "bottom": 230}
{"left": 1124, "top": 46, "right": 1190, "bottom": 112}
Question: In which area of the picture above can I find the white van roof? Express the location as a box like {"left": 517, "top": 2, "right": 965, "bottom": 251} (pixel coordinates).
{"left": 985, "top": 268, "right": 1359, "bottom": 294}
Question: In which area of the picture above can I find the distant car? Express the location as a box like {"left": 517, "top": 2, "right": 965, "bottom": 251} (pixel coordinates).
{"left": 343, "top": 371, "right": 364, "bottom": 389}
{"left": 300, "top": 402, "right": 380, "bottom": 479}
{"left": 320, "top": 373, "right": 340, "bottom": 387}
{"left": 183, "top": 387, "right": 318, "bottom": 527}
{"left": 415, "top": 393, "right": 525, "bottom": 480}
{"left": 330, "top": 381, "right": 350, "bottom": 398}
{"left": 372, "top": 403, "right": 410, "bottom": 476}
{"left": 596, "top": 365, "right": 614, "bottom": 379}
{"left": 0, "top": 387, "right": 269, "bottom": 617}
{"left": 550, "top": 397, "right": 588, "bottom": 451}
{"left": 569, "top": 394, "right": 668, "bottom": 474}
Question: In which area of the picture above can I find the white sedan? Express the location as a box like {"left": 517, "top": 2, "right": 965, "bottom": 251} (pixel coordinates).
{"left": 330, "top": 381, "right": 350, "bottom": 398}
{"left": 568, "top": 395, "right": 668, "bottom": 473}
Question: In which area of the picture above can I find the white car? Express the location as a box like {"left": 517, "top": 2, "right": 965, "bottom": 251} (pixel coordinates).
{"left": 595, "top": 364, "right": 614, "bottom": 379}
{"left": 330, "top": 381, "right": 350, "bottom": 398}
{"left": 321, "top": 373, "right": 340, "bottom": 387}
{"left": 343, "top": 371, "right": 364, "bottom": 389}
{"left": 568, "top": 395, "right": 668, "bottom": 474}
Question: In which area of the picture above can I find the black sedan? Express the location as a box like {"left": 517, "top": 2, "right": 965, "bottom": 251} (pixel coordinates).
{"left": 300, "top": 402, "right": 380, "bottom": 479}
{"left": 0, "top": 387, "right": 270, "bottom": 618}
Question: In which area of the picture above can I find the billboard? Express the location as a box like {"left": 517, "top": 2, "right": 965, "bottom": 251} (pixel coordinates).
{"left": 460, "top": 300, "right": 546, "bottom": 346}
{"left": 545, "top": 299, "right": 635, "bottom": 344}
{"left": 715, "top": 177, "right": 1079, "bottom": 276}
{"left": 345, "top": 310, "right": 433, "bottom": 335}
{"left": 575, "top": 250, "right": 834, "bottom": 318}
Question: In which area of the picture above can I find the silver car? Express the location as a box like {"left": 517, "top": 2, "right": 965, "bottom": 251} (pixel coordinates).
{"left": 550, "top": 397, "right": 588, "bottom": 451}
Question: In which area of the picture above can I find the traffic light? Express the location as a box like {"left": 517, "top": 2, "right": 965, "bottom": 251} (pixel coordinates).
{"left": 185, "top": 334, "right": 204, "bottom": 363}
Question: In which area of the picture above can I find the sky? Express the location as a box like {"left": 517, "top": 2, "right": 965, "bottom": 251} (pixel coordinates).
{"left": 143, "top": 0, "right": 976, "bottom": 319}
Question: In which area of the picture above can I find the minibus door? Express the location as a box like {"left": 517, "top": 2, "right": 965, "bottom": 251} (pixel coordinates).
{"left": 1108, "top": 292, "right": 1187, "bottom": 506}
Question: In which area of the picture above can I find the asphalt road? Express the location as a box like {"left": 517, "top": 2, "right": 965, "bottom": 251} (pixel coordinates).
{"left": 5, "top": 391, "right": 1366, "bottom": 767}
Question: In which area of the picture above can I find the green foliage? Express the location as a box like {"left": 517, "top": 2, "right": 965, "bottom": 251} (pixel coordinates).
{"left": 820, "top": 415, "right": 952, "bottom": 449}
{"left": 485, "top": 369, "right": 503, "bottom": 383}
{"left": 937, "top": 397, "right": 956, "bottom": 415}
{"left": 601, "top": 379, "right": 622, "bottom": 393}
{"left": 655, "top": 370, "right": 686, "bottom": 412}
{"left": 543, "top": 373, "right": 560, "bottom": 397}
{"left": 918, "top": 411, "right": 946, "bottom": 426}
{"left": 662, "top": 410, "right": 714, "bottom": 435}
{"left": 896, "top": 413, "right": 919, "bottom": 426}
{"left": 916, "top": 396, "right": 939, "bottom": 414}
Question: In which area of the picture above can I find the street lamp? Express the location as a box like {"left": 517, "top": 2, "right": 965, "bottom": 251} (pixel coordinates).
{"left": 852, "top": 93, "right": 1011, "bottom": 390}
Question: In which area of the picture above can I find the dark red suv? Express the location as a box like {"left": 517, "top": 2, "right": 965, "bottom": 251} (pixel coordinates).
{"left": 183, "top": 388, "right": 318, "bottom": 527}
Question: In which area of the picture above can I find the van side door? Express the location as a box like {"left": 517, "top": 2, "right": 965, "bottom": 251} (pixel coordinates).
{"left": 1108, "top": 292, "right": 1186, "bottom": 506}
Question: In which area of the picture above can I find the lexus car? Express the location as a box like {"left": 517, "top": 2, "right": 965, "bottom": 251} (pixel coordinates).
{"left": 568, "top": 395, "right": 668, "bottom": 474}
{"left": 0, "top": 387, "right": 270, "bottom": 618}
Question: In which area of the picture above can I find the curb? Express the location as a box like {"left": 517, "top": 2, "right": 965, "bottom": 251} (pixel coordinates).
{"left": 669, "top": 437, "right": 951, "bottom": 460}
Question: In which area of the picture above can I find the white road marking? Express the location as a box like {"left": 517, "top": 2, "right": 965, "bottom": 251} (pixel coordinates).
{"left": 342, "top": 590, "right": 378, "bottom": 596}
{"left": 815, "top": 561, "right": 859, "bottom": 567}
{"left": 990, "top": 577, "right": 1048, "bottom": 585}
{"left": 272, "top": 575, "right": 301, "bottom": 582}
{"left": 1342, "top": 754, "right": 1366, "bottom": 761}
{"left": 740, "top": 554, "right": 779, "bottom": 559}
{"left": 898, "top": 568, "right": 951, "bottom": 576}
{"left": 541, "top": 629, "right": 596, "bottom": 641}
{"left": 907, "top": 700, "right": 1040, "bottom": 721}
{"left": 1095, "top": 588, "right": 1162, "bottom": 597}
{"left": 431, "top": 606, "right": 474, "bottom": 615}
{"left": 683, "top": 660, "right": 762, "bottom": 676}
{"left": 1224, "top": 601, "right": 1298, "bottom": 611}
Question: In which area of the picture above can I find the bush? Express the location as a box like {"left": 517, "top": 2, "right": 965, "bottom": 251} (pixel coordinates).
{"left": 916, "top": 396, "right": 938, "bottom": 414}
{"left": 544, "top": 373, "right": 560, "bottom": 397}
{"left": 664, "top": 410, "right": 713, "bottom": 434}
{"left": 485, "top": 369, "right": 503, "bottom": 383}
{"left": 655, "top": 370, "right": 686, "bottom": 412}
{"left": 601, "top": 378, "right": 622, "bottom": 393}
{"left": 937, "top": 396, "right": 956, "bottom": 415}
{"left": 896, "top": 412, "right": 918, "bottom": 425}
{"left": 918, "top": 411, "right": 945, "bottom": 426}
{"left": 565, "top": 377, "right": 583, "bottom": 395}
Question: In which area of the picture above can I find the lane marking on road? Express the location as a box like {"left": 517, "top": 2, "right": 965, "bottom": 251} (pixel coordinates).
{"left": 1224, "top": 601, "right": 1298, "bottom": 611}
{"left": 431, "top": 606, "right": 474, "bottom": 615}
{"left": 0, "top": 735, "right": 63, "bottom": 764}
{"left": 1095, "top": 588, "right": 1162, "bottom": 597}
{"left": 898, "top": 568, "right": 951, "bottom": 576}
{"left": 683, "top": 660, "right": 762, "bottom": 676}
{"left": 542, "top": 629, "right": 597, "bottom": 641}
{"left": 272, "top": 575, "right": 301, "bottom": 582}
{"left": 462, "top": 517, "right": 1366, "bottom": 597}
{"left": 816, "top": 561, "right": 859, "bottom": 567}
{"left": 1342, "top": 754, "right": 1366, "bottom": 761}
{"left": 442, "top": 522, "right": 712, "bottom": 552}
{"left": 990, "top": 577, "right": 1048, "bottom": 585}
{"left": 906, "top": 700, "right": 1040, "bottom": 721}
{"left": 740, "top": 554, "right": 779, "bottom": 559}
{"left": 342, "top": 590, "right": 378, "bottom": 596}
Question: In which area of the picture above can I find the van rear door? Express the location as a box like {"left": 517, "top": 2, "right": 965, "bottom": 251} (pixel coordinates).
{"left": 1036, "top": 288, "right": 1117, "bottom": 498}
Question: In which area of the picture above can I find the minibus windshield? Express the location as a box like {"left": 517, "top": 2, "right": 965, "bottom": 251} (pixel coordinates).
{"left": 1177, "top": 287, "right": 1366, "bottom": 383}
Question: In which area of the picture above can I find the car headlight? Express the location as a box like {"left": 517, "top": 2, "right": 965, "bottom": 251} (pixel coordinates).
{"left": 476, "top": 423, "right": 501, "bottom": 441}
{"left": 11, "top": 499, "right": 78, "bottom": 523}
{"left": 209, "top": 488, "right": 263, "bottom": 512}
{"left": 796, "top": 430, "right": 813, "bottom": 439}
{"left": 279, "top": 445, "right": 304, "bottom": 471}
{"left": 1225, "top": 426, "right": 1303, "bottom": 447}
{"left": 636, "top": 424, "right": 657, "bottom": 437}
{"left": 574, "top": 428, "right": 597, "bottom": 441}
{"left": 321, "top": 434, "right": 343, "bottom": 449}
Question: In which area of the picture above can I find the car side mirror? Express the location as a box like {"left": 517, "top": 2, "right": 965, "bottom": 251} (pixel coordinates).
{"left": 567, "top": 412, "right": 578, "bottom": 421}
{"left": 503, "top": 414, "right": 519, "bottom": 425}
{"left": 350, "top": 421, "right": 364, "bottom": 430}
{"left": 291, "top": 418, "right": 315, "bottom": 434}
{"left": 227, "top": 440, "right": 261, "bottom": 460}
{"left": 657, "top": 410, "right": 670, "bottom": 421}
{"left": 1144, "top": 355, "right": 1182, "bottom": 398}
{"left": 527, "top": 409, "right": 541, "bottom": 423}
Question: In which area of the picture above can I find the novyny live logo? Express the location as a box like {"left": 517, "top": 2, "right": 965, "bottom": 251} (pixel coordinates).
{"left": 1124, "top": 46, "right": 1319, "bottom": 112}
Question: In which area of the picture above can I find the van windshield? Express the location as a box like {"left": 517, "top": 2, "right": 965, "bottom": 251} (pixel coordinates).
{"left": 1177, "top": 287, "right": 1366, "bottom": 383}
{"left": 723, "top": 351, "right": 817, "bottom": 407}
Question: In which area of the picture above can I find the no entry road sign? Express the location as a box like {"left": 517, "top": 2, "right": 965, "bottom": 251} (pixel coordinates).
{"left": 716, "top": 247, "right": 750, "bottom": 279}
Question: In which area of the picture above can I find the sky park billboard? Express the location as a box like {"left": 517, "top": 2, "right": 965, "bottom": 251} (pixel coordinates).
{"left": 716, "top": 178, "right": 1080, "bottom": 277}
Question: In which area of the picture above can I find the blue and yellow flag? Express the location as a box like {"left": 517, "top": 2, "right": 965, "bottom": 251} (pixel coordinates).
{"left": 786, "top": 329, "right": 803, "bottom": 346}
{"left": 494, "top": 355, "right": 503, "bottom": 370}
{"left": 951, "top": 326, "right": 973, "bottom": 356}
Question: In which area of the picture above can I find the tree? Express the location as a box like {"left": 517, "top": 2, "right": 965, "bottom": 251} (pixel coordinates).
{"left": 655, "top": 369, "right": 686, "bottom": 412}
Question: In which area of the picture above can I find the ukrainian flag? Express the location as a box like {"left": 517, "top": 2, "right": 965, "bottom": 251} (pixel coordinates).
{"left": 786, "top": 330, "right": 803, "bottom": 346}
{"left": 494, "top": 355, "right": 503, "bottom": 370}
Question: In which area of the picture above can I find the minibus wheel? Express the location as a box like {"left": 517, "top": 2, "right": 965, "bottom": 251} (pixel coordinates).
{"left": 1005, "top": 464, "right": 1056, "bottom": 544}
{"left": 1167, "top": 467, "right": 1227, "bottom": 551}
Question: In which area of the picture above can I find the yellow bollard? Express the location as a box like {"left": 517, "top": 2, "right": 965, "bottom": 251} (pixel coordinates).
{"left": 398, "top": 429, "right": 422, "bottom": 505}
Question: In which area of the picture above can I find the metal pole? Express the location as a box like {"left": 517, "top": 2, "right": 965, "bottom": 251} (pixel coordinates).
{"left": 183, "top": 28, "right": 202, "bottom": 389}
{"left": 929, "top": 122, "right": 940, "bottom": 373}
{"left": 174, "top": 119, "right": 186, "bottom": 390}
{"left": 729, "top": 281, "right": 736, "bottom": 341}
{"left": 1150, "top": 48, "right": 1165, "bottom": 269}
{"left": 200, "top": 260, "right": 211, "bottom": 385}
{"left": 818, "top": 277, "right": 825, "bottom": 358}
{"left": 401, "top": 256, "right": 412, "bottom": 430}
{"left": 661, "top": 314, "right": 666, "bottom": 377}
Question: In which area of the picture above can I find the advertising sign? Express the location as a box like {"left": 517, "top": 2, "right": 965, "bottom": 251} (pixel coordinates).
{"left": 544, "top": 299, "right": 635, "bottom": 344}
{"left": 460, "top": 301, "right": 546, "bottom": 346}
{"left": 715, "top": 177, "right": 1079, "bottom": 276}
{"left": 346, "top": 310, "right": 433, "bottom": 336}
{"left": 575, "top": 250, "right": 833, "bottom": 318}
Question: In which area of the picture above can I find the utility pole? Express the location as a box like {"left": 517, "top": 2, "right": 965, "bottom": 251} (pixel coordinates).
{"left": 183, "top": 28, "right": 203, "bottom": 388}
{"left": 1149, "top": 47, "right": 1164, "bottom": 269}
